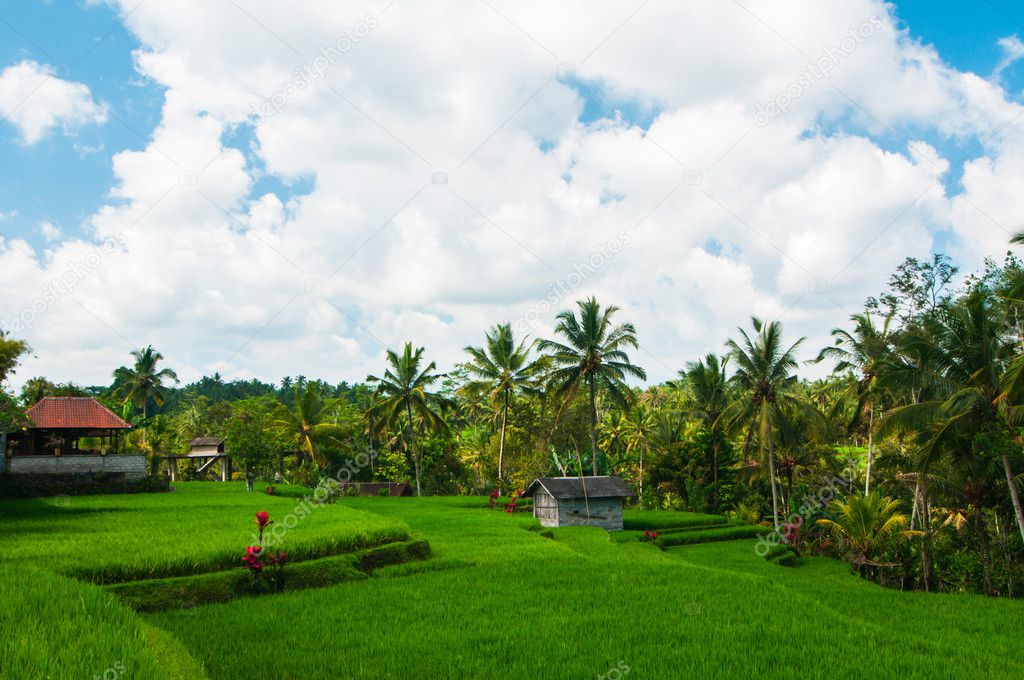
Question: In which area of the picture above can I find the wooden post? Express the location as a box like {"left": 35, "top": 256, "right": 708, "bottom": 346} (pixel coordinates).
{"left": 221, "top": 456, "right": 228, "bottom": 482}
{"left": 168, "top": 457, "right": 177, "bottom": 482}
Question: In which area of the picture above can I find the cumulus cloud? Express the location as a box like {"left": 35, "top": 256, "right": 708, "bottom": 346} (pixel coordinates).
{"left": 0, "top": 60, "right": 107, "bottom": 144}
{"left": 2, "top": 0, "right": 1024, "bottom": 387}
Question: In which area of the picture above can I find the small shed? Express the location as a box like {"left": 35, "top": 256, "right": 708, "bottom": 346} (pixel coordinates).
{"left": 163, "top": 437, "right": 231, "bottom": 482}
{"left": 521, "top": 476, "right": 636, "bottom": 531}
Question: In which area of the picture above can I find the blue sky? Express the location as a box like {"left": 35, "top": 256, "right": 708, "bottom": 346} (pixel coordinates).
{"left": 1, "top": 0, "right": 1022, "bottom": 252}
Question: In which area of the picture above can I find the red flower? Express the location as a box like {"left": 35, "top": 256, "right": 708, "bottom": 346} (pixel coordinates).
{"left": 651, "top": 531, "right": 657, "bottom": 539}
{"left": 255, "top": 511, "right": 272, "bottom": 530}
{"left": 255, "top": 511, "right": 273, "bottom": 542}
{"left": 246, "top": 545, "right": 263, "bottom": 559}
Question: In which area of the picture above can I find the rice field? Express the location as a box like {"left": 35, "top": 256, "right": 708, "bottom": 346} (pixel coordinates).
{"left": 3, "top": 484, "right": 1023, "bottom": 678}
{"left": 0, "top": 482, "right": 410, "bottom": 583}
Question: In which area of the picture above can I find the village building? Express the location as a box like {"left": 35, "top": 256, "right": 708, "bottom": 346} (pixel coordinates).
{"left": 521, "top": 476, "right": 636, "bottom": 531}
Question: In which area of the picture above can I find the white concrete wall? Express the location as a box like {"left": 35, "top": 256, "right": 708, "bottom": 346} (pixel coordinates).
{"left": 7, "top": 455, "right": 147, "bottom": 480}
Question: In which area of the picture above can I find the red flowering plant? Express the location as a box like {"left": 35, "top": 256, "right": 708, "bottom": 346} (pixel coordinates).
{"left": 265, "top": 485, "right": 276, "bottom": 495}
{"left": 488, "top": 489, "right": 500, "bottom": 510}
{"left": 641, "top": 530, "right": 658, "bottom": 543}
{"left": 504, "top": 490, "right": 522, "bottom": 513}
{"left": 242, "top": 511, "right": 285, "bottom": 591}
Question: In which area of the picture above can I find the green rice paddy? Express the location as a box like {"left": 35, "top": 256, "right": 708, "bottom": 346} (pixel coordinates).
{"left": 2, "top": 484, "right": 1022, "bottom": 678}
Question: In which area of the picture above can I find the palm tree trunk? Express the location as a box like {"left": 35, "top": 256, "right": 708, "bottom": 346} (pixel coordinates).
{"left": 497, "top": 390, "right": 509, "bottom": 495}
{"left": 142, "top": 401, "right": 148, "bottom": 445}
{"left": 864, "top": 403, "right": 874, "bottom": 495}
{"left": 764, "top": 408, "right": 780, "bottom": 533}
{"left": 406, "top": 400, "right": 421, "bottom": 497}
{"left": 1000, "top": 452, "right": 1024, "bottom": 544}
{"left": 588, "top": 378, "right": 598, "bottom": 476}
{"left": 639, "top": 442, "right": 645, "bottom": 500}
{"left": 711, "top": 436, "right": 719, "bottom": 513}
{"left": 975, "top": 508, "right": 993, "bottom": 596}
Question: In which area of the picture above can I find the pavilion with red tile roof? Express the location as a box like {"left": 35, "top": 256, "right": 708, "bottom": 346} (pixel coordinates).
{"left": 6, "top": 397, "right": 131, "bottom": 457}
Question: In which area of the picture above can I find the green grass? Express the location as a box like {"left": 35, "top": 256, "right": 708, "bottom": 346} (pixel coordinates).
{"left": 655, "top": 524, "right": 765, "bottom": 548}
{"left": 0, "top": 482, "right": 410, "bottom": 583}
{"left": 622, "top": 509, "right": 730, "bottom": 530}
{"left": 0, "top": 564, "right": 198, "bottom": 679}
{"left": 4, "top": 486, "right": 1024, "bottom": 678}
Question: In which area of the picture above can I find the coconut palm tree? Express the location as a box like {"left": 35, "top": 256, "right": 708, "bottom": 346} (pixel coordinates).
{"left": 366, "top": 343, "right": 451, "bottom": 496}
{"left": 112, "top": 345, "right": 179, "bottom": 443}
{"left": 272, "top": 383, "right": 346, "bottom": 469}
{"left": 884, "top": 293, "right": 1024, "bottom": 544}
{"left": 816, "top": 491, "right": 921, "bottom": 577}
{"left": 721, "top": 318, "right": 806, "bottom": 532}
{"left": 622, "top": 403, "right": 655, "bottom": 498}
{"left": 461, "top": 323, "right": 545, "bottom": 493}
{"left": 538, "top": 298, "right": 647, "bottom": 476}
{"left": 680, "top": 354, "right": 730, "bottom": 511}
{"left": 814, "top": 312, "right": 894, "bottom": 494}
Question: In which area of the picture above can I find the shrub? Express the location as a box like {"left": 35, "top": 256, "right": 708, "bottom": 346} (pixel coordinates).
{"left": 655, "top": 525, "right": 763, "bottom": 548}
{"left": 0, "top": 472, "right": 170, "bottom": 499}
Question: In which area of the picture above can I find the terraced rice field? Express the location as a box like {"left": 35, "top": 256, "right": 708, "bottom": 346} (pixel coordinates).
{"left": 3, "top": 484, "right": 1023, "bottom": 678}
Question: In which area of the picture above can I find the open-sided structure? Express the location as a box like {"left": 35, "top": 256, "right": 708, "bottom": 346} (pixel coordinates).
{"left": 2, "top": 397, "right": 143, "bottom": 478}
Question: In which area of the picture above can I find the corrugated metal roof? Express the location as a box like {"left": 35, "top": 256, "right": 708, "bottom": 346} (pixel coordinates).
{"left": 25, "top": 397, "right": 132, "bottom": 430}
{"left": 189, "top": 437, "right": 226, "bottom": 447}
{"left": 521, "top": 476, "right": 636, "bottom": 500}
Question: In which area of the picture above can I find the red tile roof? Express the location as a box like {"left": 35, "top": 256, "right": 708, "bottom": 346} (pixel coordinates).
{"left": 26, "top": 397, "right": 132, "bottom": 430}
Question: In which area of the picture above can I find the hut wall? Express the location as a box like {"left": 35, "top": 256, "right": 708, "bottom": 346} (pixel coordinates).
{"left": 533, "top": 489, "right": 559, "bottom": 527}
{"left": 7, "top": 454, "right": 147, "bottom": 480}
{"left": 556, "top": 497, "right": 624, "bottom": 531}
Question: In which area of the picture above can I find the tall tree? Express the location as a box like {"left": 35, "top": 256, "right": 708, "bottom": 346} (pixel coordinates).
{"left": 366, "top": 343, "right": 450, "bottom": 496}
{"left": 0, "top": 330, "right": 30, "bottom": 387}
{"left": 461, "top": 323, "right": 545, "bottom": 493}
{"left": 885, "top": 293, "right": 1024, "bottom": 544}
{"left": 722, "top": 318, "right": 805, "bottom": 532}
{"left": 226, "top": 397, "right": 278, "bottom": 491}
{"left": 622, "top": 403, "right": 654, "bottom": 497}
{"left": 112, "top": 345, "right": 179, "bottom": 444}
{"left": 680, "top": 354, "right": 730, "bottom": 511}
{"left": 272, "top": 383, "right": 345, "bottom": 469}
{"left": 815, "top": 312, "right": 893, "bottom": 494}
{"left": 538, "top": 298, "right": 647, "bottom": 476}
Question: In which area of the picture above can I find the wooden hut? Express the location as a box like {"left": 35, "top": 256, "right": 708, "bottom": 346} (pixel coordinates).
{"left": 162, "top": 437, "right": 231, "bottom": 482}
{"left": 521, "top": 476, "right": 635, "bottom": 531}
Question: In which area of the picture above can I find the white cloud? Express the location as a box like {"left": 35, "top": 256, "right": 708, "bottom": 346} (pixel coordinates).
{"left": 994, "top": 35, "right": 1024, "bottom": 81}
{"left": 39, "top": 222, "right": 61, "bottom": 242}
{"left": 0, "top": 60, "right": 107, "bottom": 144}
{"left": 3, "top": 0, "right": 1024, "bottom": 387}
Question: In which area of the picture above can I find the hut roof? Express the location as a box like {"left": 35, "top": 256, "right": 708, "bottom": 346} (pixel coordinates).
{"left": 521, "top": 476, "right": 636, "bottom": 500}
{"left": 25, "top": 397, "right": 131, "bottom": 430}
{"left": 189, "top": 437, "right": 226, "bottom": 447}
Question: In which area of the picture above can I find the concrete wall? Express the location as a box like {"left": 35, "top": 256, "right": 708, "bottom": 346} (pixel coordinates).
{"left": 557, "top": 497, "right": 624, "bottom": 531}
{"left": 7, "top": 455, "right": 147, "bottom": 480}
